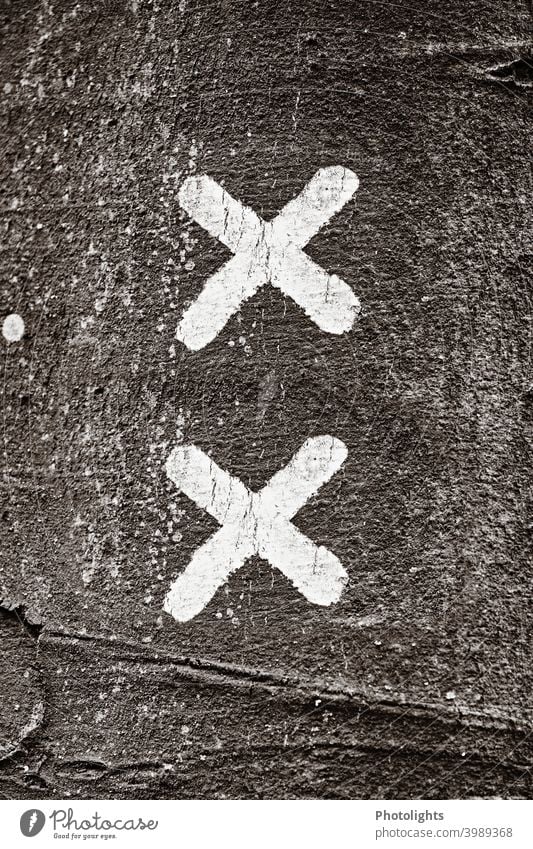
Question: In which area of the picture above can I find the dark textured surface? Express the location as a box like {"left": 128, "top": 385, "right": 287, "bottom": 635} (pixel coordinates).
{"left": 0, "top": 0, "right": 531, "bottom": 799}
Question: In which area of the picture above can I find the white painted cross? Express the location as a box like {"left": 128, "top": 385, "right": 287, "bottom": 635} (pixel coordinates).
{"left": 177, "top": 166, "right": 360, "bottom": 350}
{"left": 164, "top": 435, "right": 349, "bottom": 621}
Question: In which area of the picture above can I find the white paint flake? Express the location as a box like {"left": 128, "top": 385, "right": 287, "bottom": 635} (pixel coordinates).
{"left": 176, "top": 166, "right": 360, "bottom": 350}
{"left": 164, "top": 435, "right": 349, "bottom": 622}
{"left": 2, "top": 313, "right": 25, "bottom": 342}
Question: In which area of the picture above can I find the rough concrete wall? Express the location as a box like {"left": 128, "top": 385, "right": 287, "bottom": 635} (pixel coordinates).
{"left": 0, "top": 0, "right": 531, "bottom": 798}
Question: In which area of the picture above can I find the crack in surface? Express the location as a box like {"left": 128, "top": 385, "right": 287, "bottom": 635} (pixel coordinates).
{"left": 40, "top": 629, "right": 533, "bottom": 734}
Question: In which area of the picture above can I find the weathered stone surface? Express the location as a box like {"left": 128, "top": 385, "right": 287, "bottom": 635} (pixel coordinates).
{"left": 0, "top": 0, "right": 531, "bottom": 798}
{"left": 0, "top": 609, "right": 43, "bottom": 772}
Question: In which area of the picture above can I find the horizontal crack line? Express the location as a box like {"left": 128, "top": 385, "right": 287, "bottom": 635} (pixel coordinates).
{"left": 41, "top": 629, "right": 532, "bottom": 736}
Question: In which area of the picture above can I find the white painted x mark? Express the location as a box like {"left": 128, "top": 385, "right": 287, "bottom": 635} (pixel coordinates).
{"left": 164, "top": 435, "right": 348, "bottom": 621}
{"left": 177, "top": 166, "right": 360, "bottom": 350}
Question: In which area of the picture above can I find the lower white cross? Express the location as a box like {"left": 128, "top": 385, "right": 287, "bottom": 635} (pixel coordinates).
{"left": 164, "top": 435, "right": 349, "bottom": 622}
{"left": 177, "top": 166, "right": 360, "bottom": 350}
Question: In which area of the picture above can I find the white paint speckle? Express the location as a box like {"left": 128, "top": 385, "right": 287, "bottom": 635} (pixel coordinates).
{"left": 81, "top": 567, "right": 94, "bottom": 586}
{"left": 3, "top": 313, "right": 25, "bottom": 342}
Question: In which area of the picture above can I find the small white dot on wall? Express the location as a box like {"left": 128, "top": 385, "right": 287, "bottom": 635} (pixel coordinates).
{"left": 2, "top": 313, "right": 25, "bottom": 342}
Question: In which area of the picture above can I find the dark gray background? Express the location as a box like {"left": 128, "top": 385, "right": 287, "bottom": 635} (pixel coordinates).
{"left": 0, "top": 0, "right": 531, "bottom": 798}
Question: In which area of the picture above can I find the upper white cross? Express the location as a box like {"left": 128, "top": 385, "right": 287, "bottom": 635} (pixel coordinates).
{"left": 177, "top": 166, "right": 361, "bottom": 350}
{"left": 164, "top": 435, "right": 349, "bottom": 621}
